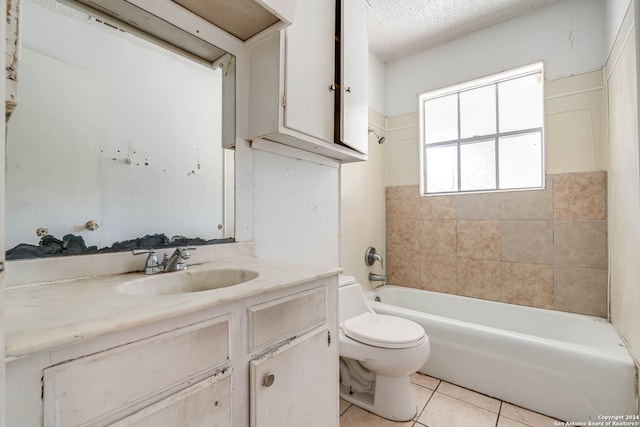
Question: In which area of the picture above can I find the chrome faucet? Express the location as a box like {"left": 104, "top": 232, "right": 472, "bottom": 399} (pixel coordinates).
{"left": 161, "top": 247, "right": 193, "bottom": 272}
{"left": 133, "top": 247, "right": 195, "bottom": 274}
{"left": 368, "top": 273, "right": 388, "bottom": 287}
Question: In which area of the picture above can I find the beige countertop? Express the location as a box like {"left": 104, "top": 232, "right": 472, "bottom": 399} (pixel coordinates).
{"left": 4, "top": 256, "right": 341, "bottom": 358}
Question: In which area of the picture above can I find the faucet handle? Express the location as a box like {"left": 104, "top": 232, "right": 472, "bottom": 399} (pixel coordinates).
{"left": 132, "top": 248, "right": 155, "bottom": 256}
{"left": 365, "top": 247, "right": 384, "bottom": 269}
{"left": 132, "top": 249, "right": 161, "bottom": 274}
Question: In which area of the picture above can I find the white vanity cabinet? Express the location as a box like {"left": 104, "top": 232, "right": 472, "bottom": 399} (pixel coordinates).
{"left": 110, "top": 372, "right": 232, "bottom": 427}
{"left": 250, "top": 327, "right": 334, "bottom": 427}
{"left": 248, "top": 0, "right": 369, "bottom": 162}
{"left": 5, "top": 271, "right": 339, "bottom": 427}
{"left": 42, "top": 318, "right": 231, "bottom": 427}
{"left": 247, "top": 285, "right": 338, "bottom": 426}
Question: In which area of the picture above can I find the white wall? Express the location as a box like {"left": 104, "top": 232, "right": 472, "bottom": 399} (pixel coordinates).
{"left": 606, "top": 0, "right": 633, "bottom": 52}
{"left": 7, "top": 0, "right": 225, "bottom": 250}
{"left": 0, "top": 1, "right": 6, "bottom": 423}
{"left": 253, "top": 144, "right": 340, "bottom": 267}
{"left": 340, "top": 109, "right": 386, "bottom": 289}
{"left": 368, "top": 51, "right": 386, "bottom": 116}
{"left": 385, "top": 0, "right": 607, "bottom": 117}
{"left": 605, "top": 0, "right": 640, "bottom": 410}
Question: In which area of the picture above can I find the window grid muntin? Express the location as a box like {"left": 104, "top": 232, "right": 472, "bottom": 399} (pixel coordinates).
{"left": 423, "top": 128, "right": 542, "bottom": 194}
{"left": 421, "top": 65, "right": 543, "bottom": 195}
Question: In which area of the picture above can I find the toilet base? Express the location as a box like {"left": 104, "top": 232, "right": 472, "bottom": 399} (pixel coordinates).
{"left": 340, "top": 374, "right": 416, "bottom": 422}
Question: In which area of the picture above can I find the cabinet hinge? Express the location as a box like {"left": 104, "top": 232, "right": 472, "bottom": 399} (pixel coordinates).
{"left": 282, "top": 95, "right": 286, "bottom": 108}
{"left": 327, "top": 331, "right": 331, "bottom": 346}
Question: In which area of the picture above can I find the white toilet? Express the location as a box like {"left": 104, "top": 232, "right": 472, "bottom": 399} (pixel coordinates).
{"left": 338, "top": 276, "right": 430, "bottom": 421}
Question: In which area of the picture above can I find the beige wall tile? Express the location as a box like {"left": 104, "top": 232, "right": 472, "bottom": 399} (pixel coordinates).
{"left": 387, "top": 247, "right": 420, "bottom": 287}
{"left": 386, "top": 185, "right": 419, "bottom": 220}
{"left": 502, "top": 262, "right": 554, "bottom": 309}
{"left": 418, "top": 220, "right": 457, "bottom": 256}
{"left": 417, "top": 194, "right": 456, "bottom": 219}
{"left": 554, "top": 266, "right": 608, "bottom": 317}
{"left": 553, "top": 172, "right": 606, "bottom": 220}
{"left": 501, "top": 221, "right": 554, "bottom": 265}
{"left": 501, "top": 185, "right": 553, "bottom": 220}
{"left": 456, "top": 192, "right": 502, "bottom": 219}
{"left": 385, "top": 172, "right": 608, "bottom": 312}
{"left": 387, "top": 218, "right": 419, "bottom": 249}
{"left": 554, "top": 220, "right": 607, "bottom": 269}
{"left": 457, "top": 258, "right": 502, "bottom": 301}
{"left": 457, "top": 220, "right": 501, "bottom": 260}
{"left": 387, "top": 218, "right": 420, "bottom": 287}
{"left": 417, "top": 254, "right": 458, "bottom": 294}
{"left": 418, "top": 392, "right": 498, "bottom": 427}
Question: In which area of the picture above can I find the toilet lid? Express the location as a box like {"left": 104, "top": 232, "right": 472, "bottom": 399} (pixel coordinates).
{"left": 342, "top": 313, "right": 426, "bottom": 349}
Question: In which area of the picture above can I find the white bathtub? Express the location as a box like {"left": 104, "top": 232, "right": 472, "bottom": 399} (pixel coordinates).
{"left": 367, "top": 285, "right": 638, "bottom": 422}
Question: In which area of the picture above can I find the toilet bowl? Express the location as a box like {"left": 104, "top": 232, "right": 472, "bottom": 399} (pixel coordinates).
{"left": 338, "top": 276, "right": 430, "bottom": 421}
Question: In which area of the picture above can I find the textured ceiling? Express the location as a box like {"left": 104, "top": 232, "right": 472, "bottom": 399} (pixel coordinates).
{"left": 368, "top": 0, "right": 563, "bottom": 62}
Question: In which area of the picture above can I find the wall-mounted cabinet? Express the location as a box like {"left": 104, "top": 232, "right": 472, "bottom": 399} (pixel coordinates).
{"left": 339, "top": 0, "right": 369, "bottom": 155}
{"left": 248, "top": 0, "right": 369, "bottom": 163}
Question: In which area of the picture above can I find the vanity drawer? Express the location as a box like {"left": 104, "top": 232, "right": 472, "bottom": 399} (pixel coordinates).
{"left": 43, "top": 317, "right": 229, "bottom": 427}
{"left": 248, "top": 285, "right": 326, "bottom": 350}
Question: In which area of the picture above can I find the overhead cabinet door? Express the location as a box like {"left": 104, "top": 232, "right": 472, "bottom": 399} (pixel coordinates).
{"left": 340, "top": 0, "right": 369, "bottom": 154}
{"left": 283, "top": 0, "right": 336, "bottom": 143}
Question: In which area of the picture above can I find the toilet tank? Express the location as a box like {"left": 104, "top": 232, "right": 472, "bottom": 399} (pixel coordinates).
{"left": 339, "top": 276, "right": 374, "bottom": 323}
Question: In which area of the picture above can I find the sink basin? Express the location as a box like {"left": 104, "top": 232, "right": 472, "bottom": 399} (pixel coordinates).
{"left": 118, "top": 268, "right": 259, "bottom": 296}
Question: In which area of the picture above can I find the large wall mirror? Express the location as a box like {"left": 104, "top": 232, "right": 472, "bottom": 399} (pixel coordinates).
{"left": 6, "top": 0, "right": 236, "bottom": 259}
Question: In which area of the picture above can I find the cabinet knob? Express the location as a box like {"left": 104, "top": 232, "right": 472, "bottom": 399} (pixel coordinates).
{"left": 329, "top": 83, "right": 336, "bottom": 92}
{"left": 346, "top": 86, "right": 352, "bottom": 93}
{"left": 263, "top": 372, "right": 275, "bottom": 387}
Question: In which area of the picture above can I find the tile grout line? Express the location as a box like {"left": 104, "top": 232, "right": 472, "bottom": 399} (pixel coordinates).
{"left": 494, "top": 401, "right": 503, "bottom": 427}
{"left": 411, "top": 379, "right": 440, "bottom": 422}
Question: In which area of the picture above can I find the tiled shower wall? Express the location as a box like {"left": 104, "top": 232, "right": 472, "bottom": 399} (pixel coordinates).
{"left": 386, "top": 171, "right": 607, "bottom": 317}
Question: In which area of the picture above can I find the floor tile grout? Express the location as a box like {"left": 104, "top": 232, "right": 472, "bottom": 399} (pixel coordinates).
{"left": 341, "top": 374, "right": 561, "bottom": 427}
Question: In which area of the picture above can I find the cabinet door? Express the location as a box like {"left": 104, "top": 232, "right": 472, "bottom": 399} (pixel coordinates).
{"left": 340, "top": 0, "right": 369, "bottom": 154}
{"left": 283, "top": 0, "right": 335, "bottom": 143}
{"left": 109, "top": 371, "right": 231, "bottom": 427}
{"left": 250, "top": 327, "right": 337, "bottom": 427}
{"left": 43, "top": 319, "right": 229, "bottom": 426}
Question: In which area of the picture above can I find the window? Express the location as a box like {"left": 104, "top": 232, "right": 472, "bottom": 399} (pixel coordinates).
{"left": 419, "top": 62, "right": 544, "bottom": 194}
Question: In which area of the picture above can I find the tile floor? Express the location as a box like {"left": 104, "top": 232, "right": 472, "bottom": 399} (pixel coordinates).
{"left": 339, "top": 373, "right": 562, "bottom": 427}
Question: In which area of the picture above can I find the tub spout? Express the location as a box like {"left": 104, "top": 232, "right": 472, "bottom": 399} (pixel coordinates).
{"left": 369, "top": 273, "right": 388, "bottom": 287}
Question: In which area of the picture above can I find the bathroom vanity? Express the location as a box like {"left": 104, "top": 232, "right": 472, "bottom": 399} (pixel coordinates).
{"left": 5, "top": 252, "right": 340, "bottom": 426}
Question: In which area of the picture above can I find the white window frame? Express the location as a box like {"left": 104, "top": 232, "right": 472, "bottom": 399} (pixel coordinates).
{"left": 418, "top": 62, "right": 545, "bottom": 195}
